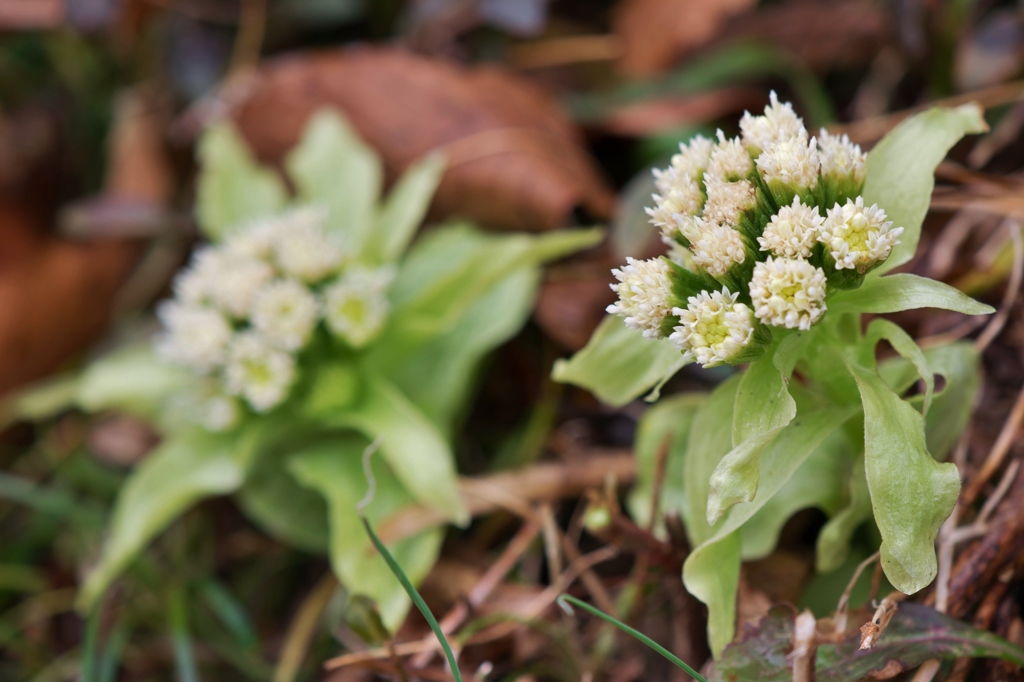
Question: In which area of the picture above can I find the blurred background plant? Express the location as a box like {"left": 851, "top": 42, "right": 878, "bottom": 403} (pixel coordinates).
{"left": 4, "top": 1, "right": 1024, "bottom": 680}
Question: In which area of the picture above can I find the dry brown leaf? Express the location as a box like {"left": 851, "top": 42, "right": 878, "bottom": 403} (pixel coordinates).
{"left": 0, "top": 0, "right": 63, "bottom": 29}
{"left": 612, "top": 0, "right": 757, "bottom": 76}
{"left": 717, "top": 0, "right": 890, "bottom": 72}
{"left": 598, "top": 87, "right": 761, "bottom": 137}
{"left": 535, "top": 273, "right": 615, "bottom": 351}
{"left": 219, "top": 46, "right": 614, "bottom": 232}
{"left": 0, "top": 203, "right": 141, "bottom": 395}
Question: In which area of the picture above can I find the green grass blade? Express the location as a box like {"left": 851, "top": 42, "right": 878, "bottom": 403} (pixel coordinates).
{"left": 360, "top": 516, "right": 464, "bottom": 682}
{"left": 80, "top": 607, "right": 102, "bottom": 682}
{"left": 169, "top": 589, "right": 200, "bottom": 682}
{"left": 557, "top": 594, "right": 708, "bottom": 682}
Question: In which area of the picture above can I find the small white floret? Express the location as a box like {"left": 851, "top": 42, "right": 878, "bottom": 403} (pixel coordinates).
{"left": 740, "top": 91, "right": 807, "bottom": 154}
{"left": 646, "top": 168, "right": 703, "bottom": 236}
{"left": 273, "top": 207, "right": 344, "bottom": 282}
{"left": 607, "top": 257, "right": 674, "bottom": 339}
{"left": 670, "top": 288, "right": 755, "bottom": 367}
{"left": 756, "top": 132, "right": 820, "bottom": 191}
{"left": 817, "top": 129, "right": 867, "bottom": 185}
{"left": 225, "top": 220, "right": 279, "bottom": 261}
{"left": 749, "top": 257, "right": 827, "bottom": 330}
{"left": 758, "top": 197, "right": 824, "bottom": 259}
{"left": 322, "top": 266, "right": 395, "bottom": 347}
{"left": 703, "top": 175, "right": 756, "bottom": 227}
{"left": 155, "top": 302, "right": 233, "bottom": 372}
{"left": 707, "top": 131, "right": 753, "bottom": 181}
{"left": 668, "top": 135, "right": 715, "bottom": 180}
{"left": 689, "top": 220, "right": 747, "bottom": 278}
{"left": 819, "top": 196, "right": 903, "bottom": 272}
{"left": 224, "top": 332, "right": 297, "bottom": 412}
{"left": 250, "top": 279, "right": 320, "bottom": 351}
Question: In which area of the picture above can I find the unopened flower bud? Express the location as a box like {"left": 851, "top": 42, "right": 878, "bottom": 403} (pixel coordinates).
{"left": 740, "top": 91, "right": 806, "bottom": 156}
{"left": 607, "top": 257, "right": 674, "bottom": 339}
{"left": 749, "top": 257, "right": 827, "bottom": 330}
{"left": 670, "top": 288, "right": 757, "bottom": 367}
{"left": 819, "top": 196, "right": 903, "bottom": 275}
{"left": 758, "top": 197, "right": 823, "bottom": 259}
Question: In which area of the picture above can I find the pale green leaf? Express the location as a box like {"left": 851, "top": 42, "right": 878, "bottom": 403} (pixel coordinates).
{"left": 552, "top": 316, "right": 688, "bottom": 408}
{"left": 683, "top": 532, "right": 741, "bottom": 657}
{"left": 685, "top": 394, "right": 855, "bottom": 654}
{"left": 79, "top": 428, "right": 261, "bottom": 609}
{"left": 684, "top": 376, "right": 741, "bottom": 548}
{"left": 236, "top": 450, "right": 329, "bottom": 552}
{"left": 196, "top": 123, "right": 287, "bottom": 241}
{"left": 289, "top": 438, "right": 443, "bottom": 630}
{"left": 880, "top": 342, "right": 981, "bottom": 461}
{"left": 326, "top": 373, "right": 467, "bottom": 524}
{"left": 627, "top": 393, "right": 705, "bottom": 531}
{"left": 706, "top": 333, "right": 808, "bottom": 524}
{"left": 862, "top": 319, "right": 934, "bottom": 415}
{"left": 816, "top": 455, "right": 871, "bottom": 573}
{"left": 10, "top": 373, "right": 82, "bottom": 421}
{"left": 286, "top": 110, "right": 382, "bottom": 249}
{"left": 829, "top": 273, "right": 994, "bottom": 316}
{"left": 865, "top": 104, "right": 987, "bottom": 272}
{"left": 919, "top": 343, "right": 981, "bottom": 460}
{"left": 374, "top": 153, "right": 445, "bottom": 262}
{"left": 741, "top": 426, "right": 853, "bottom": 562}
{"left": 375, "top": 267, "right": 540, "bottom": 429}
{"left": 76, "top": 344, "right": 193, "bottom": 425}
{"left": 711, "top": 404, "right": 856, "bottom": 551}
{"left": 845, "top": 356, "right": 960, "bottom": 594}
{"left": 391, "top": 224, "right": 602, "bottom": 339}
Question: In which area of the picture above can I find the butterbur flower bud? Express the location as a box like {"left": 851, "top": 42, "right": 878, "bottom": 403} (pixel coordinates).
{"left": 646, "top": 169, "right": 703, "bottom": 238}
{"left": 707, "top": 131, "right": 754, "bottom": 182}
{"left": 703, "top": 175, "right": 756, "bottom": 227}
{"left": 670, "top": 288, "right": 758, "bottom": 367}
{"left": 758, "top": 197, "right": 823, "bottom": 259}
{"left": 688, "top": 220, "right": 747, "bottom": 279}
{"left": 749, "top": 257, "right": 827, "bottom": 330}
{"left": 668, "top": 135, "right": 714, "bottom": 180}
{"left": 224, "top": 332, "right": 297, "bottom": 412}
{"left": 274, "top": 207, "right": 344, "bottom": 282}
{"left": 156, "top": 302, "right": 233, "bottom": 373}
{"left": 819, "top": 197, "right": 903, "bottom": 278}
{"left": 323, "top": 266, "right": 395, "bottom": 347}
{"left": 208, "top": 254, "right": 275, "bottom": 319}
{"left": 740, "top": 91, "right": 806, "bottom": 155}
{"left": 756, "top": 133, "right": 820, "bottom": 206}
{"left": 817, "top": 129, "right": 866, "bottom": 185}
{"left": 607, "top": 257, "right": 674, "bottom": 339}
{"left": 250, "top": 279, "right": 320, "bottom": 351}
{"left": 818, "top": 129, "right": 867, "bottom": 206}
{"left": 224, "top": 220, "right": 279, "bottom": 261}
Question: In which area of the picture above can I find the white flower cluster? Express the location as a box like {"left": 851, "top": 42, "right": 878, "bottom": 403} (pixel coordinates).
{"left": 607, "top": 93, "right": 902, "bottom": 367}
{"left": 156, "top": 207, "right": 394, "bottom": 425}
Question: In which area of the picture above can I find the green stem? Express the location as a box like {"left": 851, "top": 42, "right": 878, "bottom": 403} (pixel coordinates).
{"left": 361, "top": 516, "right": 464, "bottom": 682}
{"left": 557, "top": 594, "right": 708, "bottom": 682}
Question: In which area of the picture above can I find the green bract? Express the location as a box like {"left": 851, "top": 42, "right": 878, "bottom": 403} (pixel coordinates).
{"left": 24, "top": 110, "right": 601, "bottom": 626}
{"left": 557, "top": 100, "right": 991, "bottom": 655}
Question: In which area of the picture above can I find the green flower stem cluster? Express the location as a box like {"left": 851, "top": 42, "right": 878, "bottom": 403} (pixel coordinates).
{"left": 22, "top": 110, "right": 600, "bottom": 629}
{"left": 556, "top": 102, "right": 993, "bottom": 656}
